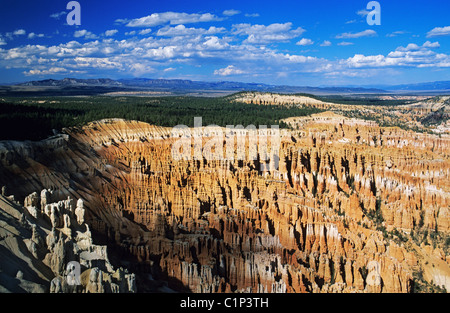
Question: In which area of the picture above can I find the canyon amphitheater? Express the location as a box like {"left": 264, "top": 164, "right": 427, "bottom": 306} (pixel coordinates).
{"left": 0, "top": 106, "right": 449, "bottom": 293}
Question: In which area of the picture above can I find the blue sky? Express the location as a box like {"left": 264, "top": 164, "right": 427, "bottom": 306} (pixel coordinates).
{"left": 0, "top": 0, "right": 449, "bottom": 86}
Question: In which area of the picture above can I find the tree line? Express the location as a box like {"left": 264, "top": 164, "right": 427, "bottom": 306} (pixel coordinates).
{"left": 0, "top": 96, "right": 323, "bottom": 141}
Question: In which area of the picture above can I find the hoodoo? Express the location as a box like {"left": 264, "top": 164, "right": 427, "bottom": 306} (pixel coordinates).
{"left": 0, "top": 116, "right": 448, "bottom": 292}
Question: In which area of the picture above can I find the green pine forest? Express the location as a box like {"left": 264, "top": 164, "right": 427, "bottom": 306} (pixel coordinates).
{"left": 0, "top": 95, "right": 323, "bottom": 141}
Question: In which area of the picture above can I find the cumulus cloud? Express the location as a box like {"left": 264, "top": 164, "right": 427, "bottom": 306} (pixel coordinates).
{"left": 345, "top": 54, "right": 387, "bottom": 68}
{"left": 156, "top": 25, "right": 224, "bottom": 37}
{"left": 139, "top": 28, "right": 152, "bottom": 35}
{"left": 104, "top": 29, "right": 119, "bottom": 37}
{"left": 123, "top": 12, "right": 222, "bottom": 27}
{"left": 296, "top": 38, "right": 314, "bottom": 46}
{"left": 423, "top": 41, "right": 440, "bottom": 48}
{"left": 0, "top": 29, "right": 329, "bottom": 80}
{"left": 320, "top": 40, "right": 332, "bottom": 47}
{"left": 344, "top": 42, "right": 450, "bottom": 69}
{"left": 214, "top": 65, "right": 245, "bottom": 76}
{"left": 13, "top": 29, "right": 26, "bottom": 36}
{"left": 396, "top": 43, "right": 421, "bottom": 52}
{"left": 233, "top": 22, "right": 305, "bottom": 44}
{"left": 245, "top": 13, "right": 260, "bottom": 17}
{"left": 3, "top": 8, "right": 449, "bottom": 82}
{"left": 129, "top": 63, "right": 154, "bottom": 75}
{"left": 24, "top": 67, "right": 69, "bottom": 76}
{"left": 203, "top": 36, "right": 230, "bottom": 50}
{"left": 1, "top": 29, "right": 319, "bottom": 75}
{"left": 336, "top": 29, "right": 376, "bottom": 39}
{"left": 143, "top": 46, "right": 176, "bottom": 59}
{"left": 426, "top": 26, "right": 450, "bottom": 38}
{"left": 396, "top": 41, "right": 440, "bottom": 52}
{"left": 74, "top": 56, "right": 123, "bottom": 70}
{"left": 223, "top": 9, "right": 240, "bottom": 16}
{"left": 74, "top": 30, "right": 98, "bottom": 39}
{"left": 28, "top": 33, "right": 45, "bottom": 39}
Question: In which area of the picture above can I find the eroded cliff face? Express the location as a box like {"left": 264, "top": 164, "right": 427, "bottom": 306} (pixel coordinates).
{"left": 0, "top": 190, "right": 136, "bottom": 293}
{"left": 0, "top": 115, "right": 448, "bottom": 293}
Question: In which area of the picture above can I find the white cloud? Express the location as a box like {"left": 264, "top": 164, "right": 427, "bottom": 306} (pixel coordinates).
{"left": 423, "top": 41, "right": 440, "bottom": 48}
{"left": 397, "top": 43, "right": 420, "bottom": 52}
{"left": 284, "top": 54, "right": 318, "bottom": 64}
{"left": 426, "top": 26, "right": 450, "bottom": 38}
{"left": 296, "top": 38, "right": 314, "bottom": 46}
{"left": 357, "top": 9, "right": 370, "bottom": 17}
{"left": 129, "top": 63, "right": 154, "bottom": 75}
{"left": 2, "top": 13, "right": 448, "bottom": 83}
{"left": 74, "top": 56, "right": 123, "bottom": 70}
{"left": 24, "top": 67, "right": 68, "bottom": 76}
{"left": 396, "top": 41, "right": 440, "bottom": 52}
{"left": 50, "top": 11, "right": 66, "bottom": 20}
{"left": 124, "top": 12, "right": 222, "bottom": 27}
{"left": 0, "top": 32, "right": 324, "bottom": 78}
{"left": 245, "top": 13, "right": 259, "bottom": 18}
{"left": 115, "top": 18, "right": 129, "bottom": 25}
{"left": 28, "top": 32, "right": 45, "bottom": 39}
{"left": 344, "top": 42, "right": 450, "bottom": 69}
{"left": 104, "top": 29, "right": 119, "bottom": 37}
{"left": 143, "top": 46, "right": 176, "bottom": 59}
{"left": 13, "top": 29, "right": 26, "bottom": 36}
{"left": 338, "top": 42, "right": 354, "bottom": 46}
{"left": 214, "top": 65, "right": 245, "bottom": 76}
{"left": 336, "top": 29, "right": 376, "bottom": 39}
{"left": 74, "top": 30, "right": 97, "bottom": 39}
{"left": 345, "top": 54, "right": 386, "bottom": 68}
{"left": 386, "top": 31, "right": 406, "bottom": 37}
{"left": 233, "top": 23, "right": 305, "bottom": 44}
{"left": 223, "top": 9, "right": 240, "bottom": 16}
{"left": 102, "top": 46, "right": 115, "bottom": 54}
{"left": 156, "top": 25, "right": 224, "bottom": 37}
{"left": 139, "top": 28, "right": 152, "bottom": 35}
{"left": 203, "top": 36, "right": 229, "bottom": 50}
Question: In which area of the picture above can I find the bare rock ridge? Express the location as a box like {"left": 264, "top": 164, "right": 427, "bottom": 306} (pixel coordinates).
{"left": 232, "top": 92, "right": 335, "bottom": 108}
{"left": 233, "top": 92, "right": 450, "bottom": 134}
{"left": 0, "top": 113, "right": 449, "bottom": 293}
{"left": 0, "top": 189, "right": 136, "bottom": 293}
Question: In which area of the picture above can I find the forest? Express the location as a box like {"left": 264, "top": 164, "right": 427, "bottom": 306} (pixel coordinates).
{"left": 0, "top": 95, "right": 323, "bottom": 141}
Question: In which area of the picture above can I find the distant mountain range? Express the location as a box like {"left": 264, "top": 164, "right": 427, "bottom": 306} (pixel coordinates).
{"left": 18, "top": 78, "right": 123, "bottom": 87}
{"left": 15, "top": 77, "right": 385, "bottom": 94}
{"left": 382, "top": 81, "right": 450, "bottom": 91}
{"left": 8, "top": 77, "right": 450, "bottom": 95}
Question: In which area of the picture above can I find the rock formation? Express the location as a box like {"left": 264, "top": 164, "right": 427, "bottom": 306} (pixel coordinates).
{"left": 0, "top": 190, "right": 136, "bottom": 293}
{"left": 0, "top": 114, "right": 448, "bottom": 293}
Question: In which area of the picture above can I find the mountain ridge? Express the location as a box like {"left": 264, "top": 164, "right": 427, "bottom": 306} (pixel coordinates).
{"left": 15, "top": 77, "right": 386, "bottom": 94}
{"left": 7, "top": 77, "right": 450, "bottom": 96}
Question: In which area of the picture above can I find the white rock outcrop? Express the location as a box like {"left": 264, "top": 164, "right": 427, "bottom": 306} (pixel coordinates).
{"left": 0, "top": 190, "right": 137, "bottom": 293}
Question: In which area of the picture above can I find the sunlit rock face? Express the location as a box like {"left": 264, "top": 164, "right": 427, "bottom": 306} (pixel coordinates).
{"left": 0, "top": 115, "right": 449, "bottom": 293}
